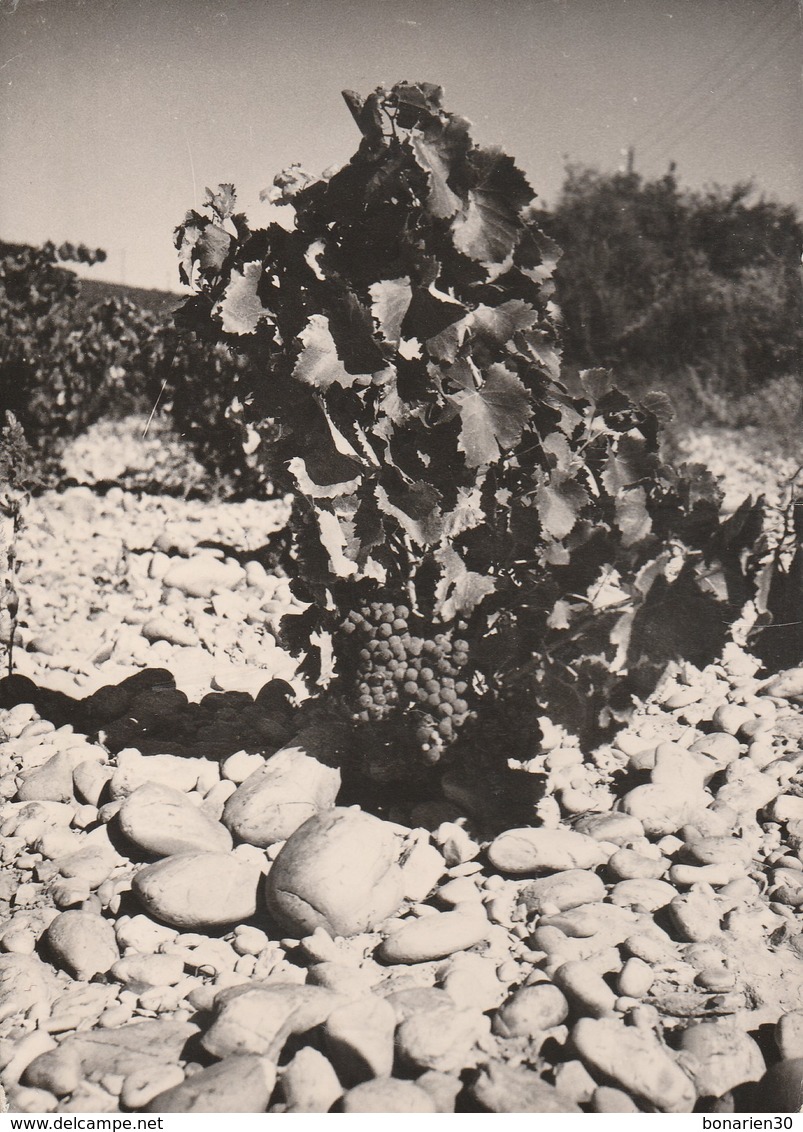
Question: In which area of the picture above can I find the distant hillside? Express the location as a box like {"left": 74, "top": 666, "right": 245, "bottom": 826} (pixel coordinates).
{"left": 77, "top": 277, "right": 183, "bottom": 319}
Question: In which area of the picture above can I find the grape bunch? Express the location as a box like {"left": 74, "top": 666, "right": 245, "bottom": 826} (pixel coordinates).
{"left": 337, "top": 600, "right": 476, "bottom": 763}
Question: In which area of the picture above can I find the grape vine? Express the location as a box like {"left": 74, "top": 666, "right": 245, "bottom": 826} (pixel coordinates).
{"left": 173, "top": 82, "right": 768, "bottom": 783}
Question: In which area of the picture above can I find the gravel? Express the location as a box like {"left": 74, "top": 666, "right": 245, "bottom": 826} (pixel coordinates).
{"left": 1, "top": 421, "right": 803, "bottom": 1113}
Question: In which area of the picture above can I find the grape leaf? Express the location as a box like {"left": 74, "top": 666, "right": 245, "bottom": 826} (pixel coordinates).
{"left": 215, "top": 262, "right": 266, "bottom": 335}
{"left": 616, "top": 486, "right": 653, "bottom": 547}
{"left": 641, "top": 390, "right": 675, "bottom": 424}
{"left": 326, "top": 289, "right": 388, "bottom": 374}
{"left": 434, "top": 546, "right": 496, "bottom": 620}
{"left": 470, "top": 300, "right": 539, "bottom": 343}
{"left": 451, "top": 147, "right": 534, "bottom": 263}
{"left": 316, "top": 508, "right": 358, "bottom": 578}
{"left": 351, "top": 486, "right": 386, "bottom": 566}
{"left": 449, "top": 364, "right": 532, "bottom": 467}
{"left": 204, "top": 184, "right": 236, "bottom": 221}
{"left": 376, "top": 476, "right": 442, "bottom": 546}
{"left": 547, "top": 599, "right": 573, "bottom": 631}
{"left": 536, "top": 475, "right": 589, "bottom": 541}
{"left": 401, "top": 285, "right": 466, "bottom": 343}
{"left": 579, "top": 368, "right": 613, "bottom": 402}
{"left": 514, "top": 222, "right": 562, "bottom": 283}
{"left": 287, "top": 456, "right": 361, "bottom": 499}
{"left": 601, "top": 435, "right": 655, "bottom": 496}
{"left": 412, "top": 135, "right": 462, "bottom": 220}
{"left": 520, "top": 331, "right": 562, "bottom": 381}
{"left": 293, "top": 314, "right": 368, "bottom": 390}
{"left": 369, "top": 277, "right": 412, "bottom": 345}
{"left": 175, "top": 214, "right": 232, "bottom": 285}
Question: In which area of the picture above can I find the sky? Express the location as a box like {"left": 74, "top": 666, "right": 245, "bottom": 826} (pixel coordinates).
{"left": 1, "top": 0, "right": 801, "bottom": 292}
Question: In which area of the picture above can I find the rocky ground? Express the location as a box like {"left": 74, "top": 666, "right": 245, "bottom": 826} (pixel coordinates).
{"left": 1, "top": 418, "right": 803, "bottom": 1114}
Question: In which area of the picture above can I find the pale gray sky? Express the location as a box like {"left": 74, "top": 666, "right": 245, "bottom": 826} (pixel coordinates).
{"left": 2, "top": 0, "right": 801, "bottom": 290}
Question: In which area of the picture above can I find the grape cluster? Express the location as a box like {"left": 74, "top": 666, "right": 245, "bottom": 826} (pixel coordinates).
{"left": 338, "top": 600, "right": 475, "bottom": 762}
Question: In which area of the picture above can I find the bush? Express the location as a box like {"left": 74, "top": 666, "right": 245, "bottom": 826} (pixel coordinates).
{"left": 544, "top": 168, "right": 803, "bottom": 422}
{"left": 170, "top": 82, "right": 773, "bottom": 795}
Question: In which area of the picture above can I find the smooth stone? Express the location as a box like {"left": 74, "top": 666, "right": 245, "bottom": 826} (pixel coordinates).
{"left": 110, "top": 953, "right": 185, "bottom": 992}
{"left": 115, "top": 914, "right": 177, "bottom": 954}
{"left": 117, "top": 782, "right": 232, "bottom": 857}
{"left": 492, "top": 983, "right": 569, "bottom": 1038}
{"left": 415, "top": 1070, "right": 462, "bottom": 1113}
{"left": 439, "top": 951, "right": 507, "bottom": 1012}
{"left": 683, "top": 835, "right": 754, "bottom": 867}
{"left": 592, "top": 1086, "right": 641, "bottom": 1113}
{"left": 622, "top": 783, "right": 710, "bottom": 837}
{"left": 678, "top": 1021, "right": 765, "bottom": 1098}
{"left": 712, "top": 703, "right": 755, "bottom": 736}
{"left": 281, "top": 1047, "right": 343, "bottom": 1113}
{"left": 23, "top": 1045, "right": 82, "bottom": 1097}
{"left": 132, "top": 852, "right": 261, "bottom": 929}
{"left": 306, "top": 963, "right": 379, "bottom": 998}
{"left": 1, "top": 1030, "right": 57, "bottom": 1090}
{"left": 222, "top": 747, "right": 341, "bottom": 847}
{"left": 8, "top": 1087, "right": 58, "bottom": 1113}
{"left": 120, "top": 1065, "right": 185, "bottom": 1110}
{"left": 663, "top": 685, "right": 703, "bottom": 710}
{"left": 146, "top": 1054, "right": 275, "bottom": 1113}
{"left": 776, "top": 1012, "right": 803, "bottom": 1061}
{"left": 266, "top": 808, "right": 404, "bottom": 937}
{"left": 16, "top": 752, "right": 74, "bottom": 803}
{"left": 607, "top": 848, "right": 667, "bottom": 880}
{"left": 471, "top": 1063, "right": 581, "bottom": 1113}
{"left": 202, "top": 983, "right": 344, "bottom": 1060}
{"left": 553, "top": 1059, "right": 598, "bottom": 1105}
{"left": 753, "top": 1059, "right": 803, "bottom": 1112}
{"left": 538, "top": 903, "right": 639, "bottom": 946}
{"left": 398, "top": 836, "right": 447, "bottom": 902}
{"left": 339, "top": 1079, "right": 435, "bottom": 1113}
{"left": 617, "top": 957, "right": 654, "bottom": 998}
{"left": 378, "top": 910, "right": 488, "bottom": 964}
{"left": 141, "top": 616, "right": 199, "bottom": 648}
{"left": 23, "top": 1021, "right": 199, "bottom": 1087}
{"left": 162, "top": 556, "right": 245, "bottom": 599}
{"left": 671, "top": 862, "right": 743, "bottom": 887}
{"left": 109, "top": 750, "right": 202, "bottom": 799}
{"left": 690, "top": 732, "right": 741, "bottom": 765}
{"left": 651, "top": 742, "right": 710, "bottom": 790}
{"left": 44, "top": 911, "right": 119, "bottom": 981}
{"left": 0, "top": 955, "right": 59, "bottom": 1026}
{"left": 57, "top": 845, "right": 117, "bottom": 889}
{"left": 382, "top": 987, "right": 457, "bottom": 1023}
{"left": 769, "top": 796, "right": 803, "bottom": 824}
{"left": 221, "top": 751, "right": 265, "bottom": 784}
{"left": 573, "top": 1016, "right": 696, "bottom": 1112}
{"left": 520, "top": 869, "right": 606, "bottom": 914}
{"left": 609, "top": 879, "right": 677, "bottom": 911}
{"left": 232, "top": 923, "right": 269, "bottom": 959}
{"left": 487, "top": 828, "right": 607, "bottom": 874}
{"left": 713, "top": 764, "right": 780, "bottom": 816}
{"left": 73, "top": 762, "right": 113, "bottom": 807}
{"left": 553, "top": 961, "right": 617, "bottom": 1017}
{"left": 323, "top": 994, "right": 396, "bottom": 1085}
{"left": 574, "top": 812, "right": 645, "bottom": 844}
{"left": 668, "top": 892, "right": 721, "bottom": 942}
{"left": 395, "top": 1004, "right": 490, "bottom": 1074}
{"left": 765, "top": 669, "right": 803, "bottom": 699}
{"left": 436, "top": 876, "right": 482, "bottom": 907}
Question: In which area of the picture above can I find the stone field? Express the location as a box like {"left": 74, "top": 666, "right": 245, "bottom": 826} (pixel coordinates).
{"left": 1, "top": 420, "right": 803, "bottom": 1113}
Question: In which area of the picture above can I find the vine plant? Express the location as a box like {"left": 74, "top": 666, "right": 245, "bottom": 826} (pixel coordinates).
{"left": 173, "top": 82, "right": 766, "bottom": 788}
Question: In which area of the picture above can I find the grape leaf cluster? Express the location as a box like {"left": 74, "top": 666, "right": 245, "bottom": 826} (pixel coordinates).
{"left": 172, "top": 82, "right": 771, "bottom": 763}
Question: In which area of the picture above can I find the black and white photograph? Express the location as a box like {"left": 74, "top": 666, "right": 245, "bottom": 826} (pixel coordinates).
{"left": 0, "top": 0, "right": 802, "bottom": 1117}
